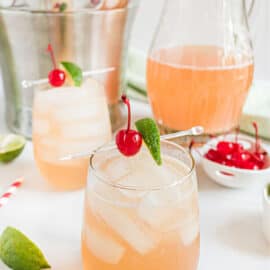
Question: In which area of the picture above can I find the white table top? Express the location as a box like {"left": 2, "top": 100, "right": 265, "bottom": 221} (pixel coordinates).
{"left": 0, "top": 89, "right": 270, "bottom": 270}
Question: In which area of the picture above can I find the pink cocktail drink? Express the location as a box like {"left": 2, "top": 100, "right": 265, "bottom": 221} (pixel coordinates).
{"left": 33, "top": 79, "right": 112, "bottom": 190}
{"left": 82, "top": 141, "right": 200, "bottom": 270}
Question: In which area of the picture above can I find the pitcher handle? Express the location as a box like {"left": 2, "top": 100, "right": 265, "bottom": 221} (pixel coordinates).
{"left": 247, "top": 0, "right": 255, "bottom": 17}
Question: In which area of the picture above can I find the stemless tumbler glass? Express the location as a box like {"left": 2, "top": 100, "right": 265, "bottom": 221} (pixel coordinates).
{"left": 147, "top": 0, "right": 254, "bottom": 135}
{"left": 32, "top": 78, "right": 112, "bottom": 191}
{"left": 82, "top": 140, "right": 200, "bottom": 270}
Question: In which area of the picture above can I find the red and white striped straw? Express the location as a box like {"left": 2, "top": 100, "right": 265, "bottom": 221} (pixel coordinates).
{"left": 0, "top": 178, "right": 24, "bottom": 208}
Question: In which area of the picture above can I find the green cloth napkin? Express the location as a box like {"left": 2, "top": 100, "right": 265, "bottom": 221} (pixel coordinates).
{"left": 126, "top": 48, "right": 148, "bottom": 102}
{"left": 240, "top": 81, "right": 270, "bottom": 140}
{"left": 126, "top": 48, "right": 270, "bottom": 140}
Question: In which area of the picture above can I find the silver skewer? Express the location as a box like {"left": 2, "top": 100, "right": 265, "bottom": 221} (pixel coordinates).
{"left": 21, "top": 67, "right": 115, "bottom": 88}
{"left": 60, "top": 126, "right": 204, "bottom": 161}
{"left": 161, "top": 126, "right": 204, "bottom": 140}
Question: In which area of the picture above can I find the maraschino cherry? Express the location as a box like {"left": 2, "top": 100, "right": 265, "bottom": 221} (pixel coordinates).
{"left": 116, "top": 95, "right": 142, "bottom": 157}
{"left": 47, "top": 44, "right": 66, "bottom": 87}
{"left": 252, "top": 122, "right": 267, "bottom": 164}
{"left": 205, "top": 122, "right": 268, "bottom": 170}
{"left": 54, "top": 2, "right": 68, "bottom": 12}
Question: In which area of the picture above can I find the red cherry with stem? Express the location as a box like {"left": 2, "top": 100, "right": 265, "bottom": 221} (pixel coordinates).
{"left": 251, "top": 122, "right": 268, "bottom": 168}
{"left": 217, "top": 140, "right": 244, "bottom": 156}
{"left": 234, "top": 143, "right": 244, "bottom": 153}
{"left": 205, "top": 149, "right": 223, "bottom": 163}
{"left": 250, "top": 152, "right": 266, "bottom": 169}
{"left": 206, "top": 122, "right": 269, "bottom": 170}
{"left": 241, "top": 161, "right": 260, "bottom": 170}
{"left": 48, "top": 69, "right": 66, "bottom": 87}
{"left": 217, "top": 141, "right": 236, "bottom": 155}
{"left": 47, "top": 44, "right": 66, "bottom": 87}
{"left": 252, "top": 152, "right": 267, "bottom": 163}
{"left": 116, "top": 95, "right": 142, "bottom": 157}
{"left": 232, "top": 151, "right": 252, "bottom": 163}
{"left": 253, "top": 122, "right": 260, "bottom": 153}
{"left": 230, "top": 151, "right": 251, "bottom": 168}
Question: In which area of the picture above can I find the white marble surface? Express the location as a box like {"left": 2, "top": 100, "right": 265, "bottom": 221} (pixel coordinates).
{"left": 0, "top": 84, "right": 270, "bottom": 269}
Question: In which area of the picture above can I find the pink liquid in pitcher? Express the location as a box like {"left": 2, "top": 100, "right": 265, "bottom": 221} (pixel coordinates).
{"left": 147, "top": 46, "right": 254, "bottom": 134}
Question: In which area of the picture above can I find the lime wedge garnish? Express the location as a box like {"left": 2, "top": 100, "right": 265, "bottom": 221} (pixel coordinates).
{"left": 0, "top": 134, "right": 26, "bottom": 163}
{"left": 61, "top": 61, "right": 83, "bottom": 87}
{"left": 0, "top": 227, "right": 50, "bottom": 270}
{"left": 135, "top": 118, "right": 162, "bottom": 165}
{"left": 59, "top": 3, "right": 67, "bottom": 12}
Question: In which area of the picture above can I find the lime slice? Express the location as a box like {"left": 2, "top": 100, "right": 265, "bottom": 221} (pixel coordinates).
{"left": 267, "top": 184, "right": 270, "bottom": 197}
{"left": 61, "top": 61, "right": 83, "bottom": 87}
{"left": 0, "top": 134, "right": 26, "bottom": 163}
{"left": 0, "top": 227, "right": 50, "bottom": 270}
{"left": 135, "top": 118, "right": 162, "bottom": 165}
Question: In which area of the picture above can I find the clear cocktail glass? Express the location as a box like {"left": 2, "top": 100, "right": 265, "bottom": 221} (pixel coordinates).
{"left": 32, "top": 78, "right": 112, "bottom": 190}
{"left": 82, "top": 140, "right": 200, "bottom": 270}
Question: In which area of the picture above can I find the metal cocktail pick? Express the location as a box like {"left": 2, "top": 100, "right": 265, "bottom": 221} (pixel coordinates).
{"left": 21, "top": 67, "right": 115, "bottom": 88}
{"left": 60, "top": 126, "right": 204, "bottom": 161}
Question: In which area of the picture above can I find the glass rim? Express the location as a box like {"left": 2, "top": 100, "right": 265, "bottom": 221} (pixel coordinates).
{"left": 89, "top": 139, "right": 196, "bottom": 192}
{"left": 0, "top": 3, "right": 137, "bottom": 15}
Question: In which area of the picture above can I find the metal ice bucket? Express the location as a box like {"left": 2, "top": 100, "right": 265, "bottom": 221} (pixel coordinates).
{"left": 0, "top": 1, "right": 139, "bottom": 138}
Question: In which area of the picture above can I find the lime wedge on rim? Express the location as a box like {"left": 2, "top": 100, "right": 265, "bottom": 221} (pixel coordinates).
{"left": 135, "top": 118, "right": 162, "bottom": 165}
{"left": 0, "top": 134, "right": 26, "bottom": 163}
{"left": 0, "top": 227, "right": 50, "bottom": 270}
{"left": 59, "top": 3, "right": 67, "bottom": 12}
{"left": 61, "top": 61, "right": 83, "bottom": 87}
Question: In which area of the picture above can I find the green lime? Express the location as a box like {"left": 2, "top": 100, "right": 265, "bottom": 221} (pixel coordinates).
{"left": 61, "top": 61, "right": 83, "bottom": 87}
{"left": 267, "top": 184, "right": 270, "bottom": 197}
{"left": 0, "top": 227, "right": 50, "bottom": 270}
{"left": 0, "top": 134, "right": 26, "bottom": 163}
{"left": 59, "top": 3, "right": 68, "bottom": 12}
{"left": 135, "top": 118, "right": 162, "bottom": 165}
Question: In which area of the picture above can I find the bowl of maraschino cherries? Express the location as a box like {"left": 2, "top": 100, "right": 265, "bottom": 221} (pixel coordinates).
{"left": 201, "top": 123, "right": 270, "bottom": 188}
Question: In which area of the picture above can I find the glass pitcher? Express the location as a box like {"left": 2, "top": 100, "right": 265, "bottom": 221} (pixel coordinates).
{"left": 147, "top": 0, "right": 254, "bottom": 135}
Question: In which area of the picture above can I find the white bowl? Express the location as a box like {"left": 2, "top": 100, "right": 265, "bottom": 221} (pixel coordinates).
{"left": 199, "top": 134, "right": 270, "bottom": 189}
{"left": 262, "top": 184, "right": 270, "bottom": 244}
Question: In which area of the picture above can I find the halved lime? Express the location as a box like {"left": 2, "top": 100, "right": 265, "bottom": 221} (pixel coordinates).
{"left": 0, "top": 227, "right": 50, "bottom": 270}
{"left": 61, "top": 61, "right": 83, "bottom": 87}
{"left": 135, "top": 118, "right": 162, "bottom": 165}
{"left": 0, "top": 134, "right": 26, "bottom": 163}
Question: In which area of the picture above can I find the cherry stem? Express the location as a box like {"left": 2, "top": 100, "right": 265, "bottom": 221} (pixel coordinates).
{"left": 189, "top": 139, "right": 195, "bottom": 152}
{"left": 122, "top": 95, "right": 131, "bottom": 131}
{"left": 47, "top": 44, "right": 57, "bottom": 69}
{"left": 253, "top": 122, "right": 260, "bottom": 153}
